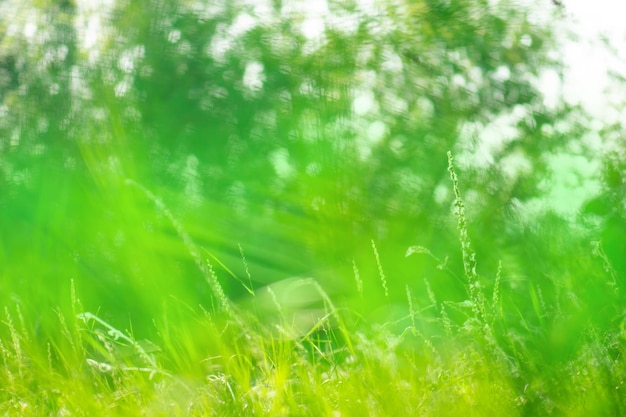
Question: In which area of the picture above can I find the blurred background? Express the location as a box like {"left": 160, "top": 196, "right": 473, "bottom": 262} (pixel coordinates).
{"left": 0, "top": 0, "right": 625, "bottom": 344}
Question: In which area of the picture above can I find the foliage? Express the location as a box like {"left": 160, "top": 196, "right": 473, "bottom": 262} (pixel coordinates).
{"left": 1, "top": 0, "right": 626, "bottom": 414}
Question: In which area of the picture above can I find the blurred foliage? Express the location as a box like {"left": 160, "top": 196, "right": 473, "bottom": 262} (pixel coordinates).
{"left": 0, "top": 0, "right": 624, "bottom": 353}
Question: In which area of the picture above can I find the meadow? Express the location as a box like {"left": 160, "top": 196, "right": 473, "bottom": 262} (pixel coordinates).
{"left": 2, "top": 152, "right": 625, "bottom": 417}
{"left": 2, "top": 1, "right": 625, "bottom": 415}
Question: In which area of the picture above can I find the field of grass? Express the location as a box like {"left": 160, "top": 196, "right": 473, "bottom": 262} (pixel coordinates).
{"left": 2, "top": 154, "right": 626, "bottom": 416}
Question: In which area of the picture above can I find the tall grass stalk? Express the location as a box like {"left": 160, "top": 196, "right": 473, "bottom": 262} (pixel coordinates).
{"left": 125, "top": 179, "right": 244, "bottom": 328}
{"left": 371, "top": 239, "right": 389, "bottom": 297}
{"left": 446, "top": 152, "right": 494, "bottom": 337}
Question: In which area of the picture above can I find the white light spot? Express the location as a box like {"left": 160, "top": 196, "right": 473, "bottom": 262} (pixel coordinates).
{"left": 114, "top": 79, "right": 130, "bottom": 97}
{"left": 209, "top": 30, "right": 233, "bottom": 64}
{"left": 452, "top": 74, "right": 466, "bottom": 87}
{"left": 434, "top": 183, "right": 450, "bottom": 204}
{"left": 417, "top": 97, "right": 434, "bottom": 119}
{"left": 83, "top": 16, "right": 100, "bottom": 49}
{"left": 229, "top": 13, "right": 256, "bottom": 37}
{"left": 24, "top": 22, "right": 37, "bottom": 39}
{"left": 269, "top": 148, "right": 293, "bottom": 179}
{"left": 367, "top": 120, "right": 386, "bottom": 143}
{"left": 168, "top": 29, "right": 181, "bottom": 43}
{"left": 243, "top": 61, "right": 265, "bottom": 92}
{"left": 118, "top": 54, "right": 134, "bottom": 73}
{"left": 352, "top": 91, "right": 375, "bottom": 115}
{"left": 328, "top": 11, "right": 359, "bottom": 35}
{"left": 302, "top": 17, "right": 325, "bottom": 40}
{"left": 381, "top": 50, "right": 403, "bottom": 72}
{"left": 538, "top": 69, "right": 561, "bottom": 109}
{"left": 520, "top": 34, "right": 532, "bottom": 47}
{"left": 494, "top": 65, "right": 510, "bottom": 81}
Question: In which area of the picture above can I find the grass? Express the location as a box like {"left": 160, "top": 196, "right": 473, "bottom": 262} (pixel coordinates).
{"left": 2, "top": 154, "right": 626, "bottom": 416}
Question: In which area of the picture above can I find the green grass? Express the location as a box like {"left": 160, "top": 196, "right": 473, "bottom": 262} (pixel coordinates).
{"left": 2, "top": 154, "right": 626, "bottom": 416}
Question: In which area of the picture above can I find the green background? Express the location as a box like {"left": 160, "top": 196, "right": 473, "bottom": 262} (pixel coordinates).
{"left": 1, "top": 1, "right": 626, "bottom": 413}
